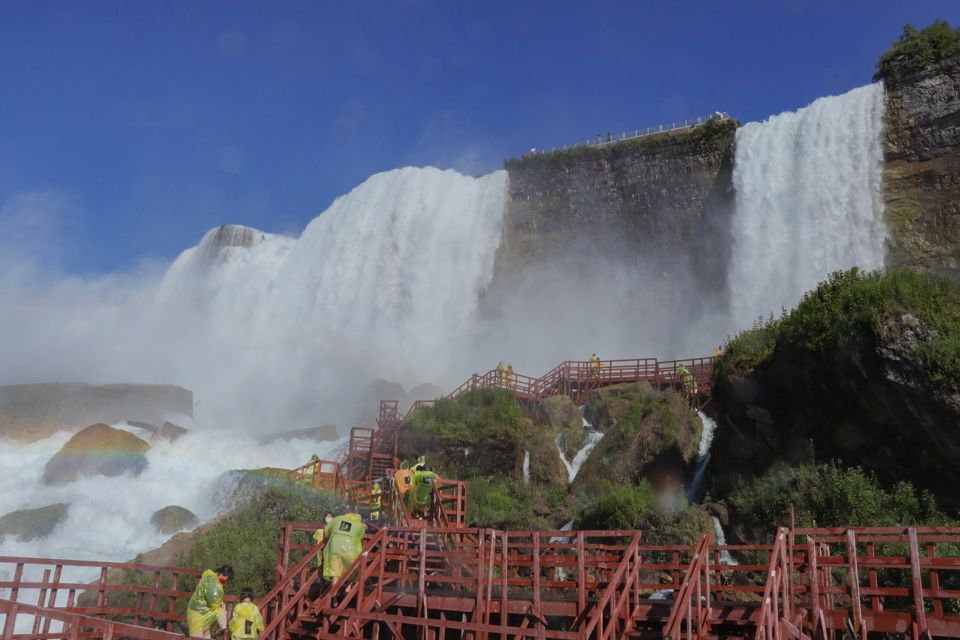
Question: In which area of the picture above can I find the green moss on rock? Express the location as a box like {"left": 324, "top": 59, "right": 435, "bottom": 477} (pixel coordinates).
{"left": 150, "top": 505, "right": 199, "bottom": 535}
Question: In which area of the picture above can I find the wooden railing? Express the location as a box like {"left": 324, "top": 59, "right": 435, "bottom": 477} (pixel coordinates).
{"left": 0, "top": 598, "right": 184, "bottom": 640}
{"left": 664, "top": 533, "right": 713, "bottom": 640}
{"left": 0, "top": 556, "right": 224, "bottom": 634}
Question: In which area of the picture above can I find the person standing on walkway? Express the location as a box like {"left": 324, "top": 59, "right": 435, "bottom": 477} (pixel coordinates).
{"left": 187, "top": 565, "right": 233, "bottom": 638}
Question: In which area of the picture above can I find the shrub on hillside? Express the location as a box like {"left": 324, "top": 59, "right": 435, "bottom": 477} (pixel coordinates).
{"left": 185, "top": 485, "right": 343, "bottom": 597}
{"left": 875, "top": 20, "right": 960, "bottom": 85}
{"left": 404, "top": 388, "right": 526, "bottom": 442}
{"left": 716, "top": 268, "right": 960, "bottom": 393}
{"left": 728, "top": 463, "right": 949, "bottom": 533}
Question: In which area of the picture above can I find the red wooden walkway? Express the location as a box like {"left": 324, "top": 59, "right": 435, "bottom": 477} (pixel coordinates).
{"left": 346, "top": 356, "right": 715, "bottom": 484}
{"left": 5, "top": 525, "right": 960, "bottom": 639}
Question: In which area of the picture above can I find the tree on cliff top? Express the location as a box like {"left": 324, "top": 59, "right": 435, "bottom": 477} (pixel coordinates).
{"left": 874, "top": 20, "right": 960, "bottom": 85}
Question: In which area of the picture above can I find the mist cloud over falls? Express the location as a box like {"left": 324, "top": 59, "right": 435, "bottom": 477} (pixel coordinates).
{"left": 0, "top": 84, "right": 890, "bottom": 434}
{"left": 1, "top": 168, "right": 509, "bottom": 432}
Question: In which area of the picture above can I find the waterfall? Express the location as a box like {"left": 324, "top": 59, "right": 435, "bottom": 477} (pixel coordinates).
{"left": 712, "top": 516, "right": 738, "bottom": 566}
{"left": 728, "top": 83, "right": 887, "bottom": 328}
{"left": 522, "top": 450, "right": 530, "bottom": 485}
{"left": 687, "top": 411, "right": 717, "bottom": 503}
{"left": 556, "top": 430, "right": 604, "bottom": 484}
{"left": 156, "top": 167, "right": 508, "bottom": 428}
{"left": 579, "top": 405, "right": 593, "bottom": 429}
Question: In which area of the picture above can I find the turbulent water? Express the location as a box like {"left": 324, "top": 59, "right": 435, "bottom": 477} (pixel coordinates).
{"left": 0, "top": 427, "right": 342, "bottom": 562}
{"left": 728, "top": 83, "right": 887, "bottom": 328}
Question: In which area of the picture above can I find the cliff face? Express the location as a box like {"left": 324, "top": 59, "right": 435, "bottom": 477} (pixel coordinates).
{"left": 495, "top": 120, "right": 737, "bottom": 292}
{"left": 0, "top": 383, "right": 193, "bottom": 443}
{"left": 884, "top": 55, "right": 960, "bottom": 274}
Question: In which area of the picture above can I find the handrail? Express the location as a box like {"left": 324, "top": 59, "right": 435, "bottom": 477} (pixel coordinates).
{"left": 579, "top": 532, "right": 643, "bottom": 639}
{"left": 259, "top": 535, "right": 327, "bottom": 640}
{"left": 0, "top": 598, "right": 184, "bottom": 640}
{"left": 511, "top": 113, "right": 733, "bottom": 160}
{"left": 663, "top": 532, "right": 713, "bottom": 640}
{"left": 754, "top": 527, "right": 793, "bottom": 640}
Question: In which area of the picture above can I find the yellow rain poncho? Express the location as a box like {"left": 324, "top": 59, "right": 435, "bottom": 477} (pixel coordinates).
{"left": 312, "top": 527, "right": 325, "bottom": 567}
{"left": 322, "top": 514, "right": 366, "bottom": 582}
{"left": 186, "top": 569, "right": 226, "bottom": 637}
{"left": 229, "top": 602, "right": 264, "bottom": 640}
{"left": 406, "top": 469, "right": 438, "bottom": 517}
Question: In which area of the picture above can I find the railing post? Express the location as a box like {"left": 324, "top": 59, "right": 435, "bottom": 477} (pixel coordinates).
{"left": 908, "top": 527, "right": 928, "bottom": 638}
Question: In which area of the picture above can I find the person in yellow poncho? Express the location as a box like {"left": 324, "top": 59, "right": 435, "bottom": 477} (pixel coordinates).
{"left": 187, "top": 565, "right": 233, "bottom": 638}
{"left": 312, "top": 512, "right": 334, "bottom": 567}
{"left": 228, "top": 587, "right": 264, "bottom": 640}
{"left": 322, "top": 513, "right": 366, "bottom": 583}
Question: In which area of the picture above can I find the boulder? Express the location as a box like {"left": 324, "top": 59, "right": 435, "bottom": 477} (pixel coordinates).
{"left": 158, "top": 420, "right": 188, "bottom": 442}
{"left": 43, "top": 424, "right": 151, "bottom": 484}
{"left": 0, "top": 503, "right": 70, "bottom": 542}
{"left": 0, "top": 383, "right": 193, "bottom": 444}
{"left": 150, "top": 505, "right": 199, "bottom": 535}
{"left": 211, "top": 468, "right": 293, "bottom": 512}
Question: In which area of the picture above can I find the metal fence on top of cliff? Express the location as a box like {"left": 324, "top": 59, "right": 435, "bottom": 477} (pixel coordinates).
{"left": 512, "top": 112, "right": 732, "bottom": 161}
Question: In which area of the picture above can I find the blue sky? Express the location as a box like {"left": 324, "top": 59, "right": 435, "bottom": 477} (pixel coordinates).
{"left": 0, "top": 0, "right": 954, "bottom": 274}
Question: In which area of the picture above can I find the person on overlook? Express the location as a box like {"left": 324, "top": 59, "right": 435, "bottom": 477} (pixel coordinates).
{"left": 497, "top": 360, "right": 507, "bottom": 385}
{"left": 186, "top": 565, "right": 233, "bottom": 638}
{"left": 589, "top": 353, "right": 602, "bottom": 377}
{"left": 407, "top": 465, "right": 439, "bottom": 520}
{"left": 505, "top": 363, "right": 515, "bottom": 388}
{"left": 228, "top": 587, "right": 264, "bottom": 640}
{"left": 322, "top": 513, "right": 367, "bottom": 586}
{"left": 677, "top": 363, "right": 698, "bottom": 395}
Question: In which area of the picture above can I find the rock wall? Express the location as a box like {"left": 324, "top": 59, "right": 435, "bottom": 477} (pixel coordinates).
{"left": 0, "top": 383, "right": 193, "bottom": 443}
{"left": 884, "top": 55, "right": 960, "bottom": 274}
{"left": 495, "top": 119, "right": 737, "bottom": 291}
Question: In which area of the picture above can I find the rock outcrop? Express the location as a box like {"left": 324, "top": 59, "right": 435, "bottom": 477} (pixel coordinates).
{"left": 573, "top": 383, "right": 701, "bottom": 496}
{"left": 43, "top": 424, "right": 151, "bottom": 484}
{"left": 884, "top": 54, "right": 960, "bottom": 274}
{"left": 709, "top": 270, "right": 960, "bottom": 511}
{"left": 0, "top": 383, "right": 192, "bottom": 443}
{"left": 0, "top": 503, "right": 70, "bottom": 542}
{"left": 150, "top": 505, "right": 199, "bottom": 535}
{"left": 496, "top": 119, "right": 737, "bottom": 293}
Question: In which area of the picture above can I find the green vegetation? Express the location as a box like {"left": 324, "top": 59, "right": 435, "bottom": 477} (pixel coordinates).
{"left": 185, "top": 485, "right": 343, "bottom": 597}
{"left": 875, "top": 20, "right": 960, "bottom": 85}
{"left": 575, "top": 480, "right": 709, "bottom": 545}
{"left": 404, "top": 388, "right": 527, "bottom": 442}
{"left": 504, "top": 118, "right": 738, "bottom": 170}
{"left": 716, "top": 268, "right": 960, "bottom": 392}
{"left": 729, "top": 463, "right": 951, "bottom": 532}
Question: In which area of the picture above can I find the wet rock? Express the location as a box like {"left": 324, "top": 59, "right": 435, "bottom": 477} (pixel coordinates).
{"left": 0, "top": 503, "right": 70, "bottom": 542}
{"left": 0, "top": 383, "right": 192, "bottom": 444}
{"left": 44, "top": 424, "right": 150, "bottom": 484}
{"left": 150, "top": 506, "right": 199, "bottom": 535}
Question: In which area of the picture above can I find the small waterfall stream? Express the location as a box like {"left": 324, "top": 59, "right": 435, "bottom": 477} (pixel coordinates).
{"left": 687, "top": 411, "right": 717, "bottom": 503}
{"left": 712, "top": 516, "right": 738, "bottom": 565}
{"left": 556, "top": 431, "right": 604, "bottom": 484}
{"left": 522, "top": 450, "right": 530, "bottom": 485}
